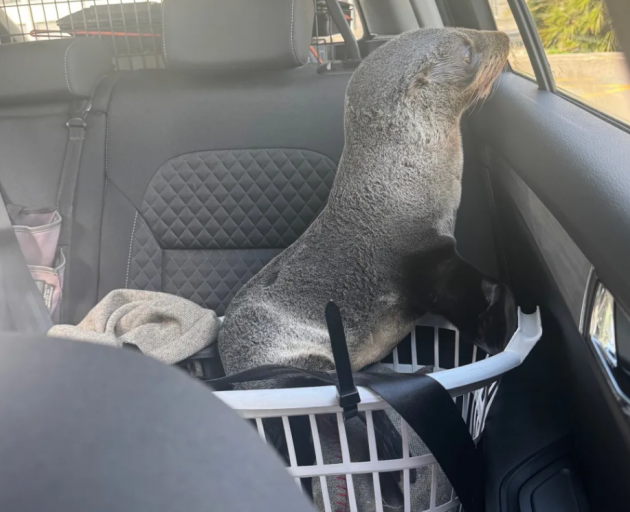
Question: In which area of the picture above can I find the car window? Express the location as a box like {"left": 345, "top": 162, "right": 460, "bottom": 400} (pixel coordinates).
{"left": 490, "top": 0, "right": 536, "bottom": 79}
{"left": 492, "top": 0, "right": 630, "bottom": 126}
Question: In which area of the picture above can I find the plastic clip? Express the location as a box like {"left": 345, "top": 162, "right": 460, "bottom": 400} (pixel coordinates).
{"left": 66, "top": 117, "right": 87, "bottom": 128}
{"left": 325, "top": 301, "right": 360, "bottom": 421}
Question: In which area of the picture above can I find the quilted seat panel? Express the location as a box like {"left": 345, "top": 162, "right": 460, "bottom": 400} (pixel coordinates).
{"left": 127, "top": 148, "right": 336, "bottom": 314}
{"left": 141, "top": 148, "right": 336, "bottom": 250}
{"left": 162, "top": 248, "right": 282, "bottom": 315}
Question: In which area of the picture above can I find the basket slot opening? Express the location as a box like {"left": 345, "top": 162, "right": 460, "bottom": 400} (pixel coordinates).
{"left": 457, "top": 336, "right": 475, "bottom": 367}
{"left": 462, "top": 393, "right": 471, "bottom": 424}
{"left": 438, "top": 328, "right": 457, "bottom": 370}
{"left": 396, "top": 333, "right": 412, "bottom": 365}
{"left": 415, "top": 326, "right": 435, "bottom": 366}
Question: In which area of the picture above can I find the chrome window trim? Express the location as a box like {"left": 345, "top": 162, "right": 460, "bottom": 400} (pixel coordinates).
{"left": 581, "top": 269, "right": 630, "bottom": 419}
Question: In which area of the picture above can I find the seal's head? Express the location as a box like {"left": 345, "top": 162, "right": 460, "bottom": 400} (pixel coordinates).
{"left": 345, "top": 28, "right": 510, "bottom": 134}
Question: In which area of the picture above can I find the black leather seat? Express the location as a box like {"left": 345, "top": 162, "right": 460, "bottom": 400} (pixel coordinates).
{"left": 0, "top": 39, "right": 112, "bottom": 324}
{"left": 0, "top": 38, "right": 111, "bottom": 214}
{"left": 95, "top": 0, "right": 352, "bottom": 320}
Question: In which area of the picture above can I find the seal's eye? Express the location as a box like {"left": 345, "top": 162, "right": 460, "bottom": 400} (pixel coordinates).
{"left": 463, "top": 46, "right": 473, "bottom": 65}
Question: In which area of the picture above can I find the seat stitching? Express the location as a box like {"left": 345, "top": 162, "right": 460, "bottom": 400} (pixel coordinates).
{"left": 64, "top": 40, "right": 79, "bottom": 94}
{"left": 161, "top": 0, "right": 168, "bottom": 67}
{"left": 102, "top": 176, "right": 108, "bottom": 216}
{"left": 290, "top": 0, "right": 300, "bottom": 65}
{"left": 125, "top": 211, "right": 139, "bottom": 288}
{"left": 104, "top": 117, "right": 109, "bottom": 174}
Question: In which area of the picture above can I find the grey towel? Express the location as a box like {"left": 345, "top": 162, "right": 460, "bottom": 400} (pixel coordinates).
{"left": 48, "top": 289, "right": 220, "bottom": 364}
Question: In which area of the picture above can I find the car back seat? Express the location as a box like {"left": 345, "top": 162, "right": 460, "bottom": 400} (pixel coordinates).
{"left": 0, "top": 38, "right": 112, "bottom": 324}
{"left": 96, "top": 0, "right": 352, "bottom": 321}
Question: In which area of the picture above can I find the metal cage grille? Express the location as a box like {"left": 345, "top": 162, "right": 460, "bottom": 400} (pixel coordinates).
{"left": 0, "top": 0, "right": 165, "bottom": 69}
{"left": 0, "top": 0, "right": 362, "bottom": 70}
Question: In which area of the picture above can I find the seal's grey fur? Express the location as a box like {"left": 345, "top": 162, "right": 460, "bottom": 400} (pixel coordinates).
{"left": 219, "top": 28, "right": 512, "bottom": 377}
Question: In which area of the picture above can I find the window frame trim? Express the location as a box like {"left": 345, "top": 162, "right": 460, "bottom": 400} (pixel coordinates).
{"left": 503, "top": 0, "right": 556, "bottom": 92}
{"left": 603, "top": 0, "right": 630, "bottom": 67}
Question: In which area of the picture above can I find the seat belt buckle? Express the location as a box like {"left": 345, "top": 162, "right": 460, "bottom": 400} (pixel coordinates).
{"left": 66, "top": 118, "right": 87, "bottom": 128}
{"left": 66, "top": 117, "right": 86, "bottom": 140}
{"left": 337, "top": 385, "right": 360, "bottom": 421}
{"left": 325, "top": 301, "right": 361, "bottom": 421}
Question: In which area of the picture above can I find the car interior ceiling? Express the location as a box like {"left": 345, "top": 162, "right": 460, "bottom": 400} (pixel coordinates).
{"left": 1, "top": 0, "right": 630, "bottom": 510}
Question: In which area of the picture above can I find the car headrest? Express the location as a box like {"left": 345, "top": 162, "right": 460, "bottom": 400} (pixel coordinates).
{"left": 0, "top": 38, "right": 112, "bottom": 106}
{"left": 162, "top": 0, "right": 315, "bottom": 72}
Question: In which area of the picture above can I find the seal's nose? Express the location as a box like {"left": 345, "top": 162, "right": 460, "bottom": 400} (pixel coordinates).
{"left": 483, "top": 30, "right": 510, "bottom": 59}
{"left": 496, "top": 31, "right": 510, "bottom": 55}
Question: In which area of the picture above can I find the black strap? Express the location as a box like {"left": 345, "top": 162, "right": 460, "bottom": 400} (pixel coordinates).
{"left": 0, "top": 192, "right": 54, "bottom": 333}
{"left": 56, "top": 101, "right": 89, "bottom": 324}
{"left": 325, "top": 301, "right": 360, "bottom": 420}
{"left": 355, "top": 372, "right": 483, "bottom": 512}
{"left": 205, "top": 365, "right": 484, "bottom": 512}
{"left": 0, "top": 102, "right": 88, "bottom": 331}
{"left": 57, "top": 103, "right": 89, "bottom": 245}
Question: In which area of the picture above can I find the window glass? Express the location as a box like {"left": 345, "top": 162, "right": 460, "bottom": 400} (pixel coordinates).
{"left": 492, "top": 0, "right": 630, "bottom": 126}
{"left": 490, "top": 0, "right": 536, "bottom": 78}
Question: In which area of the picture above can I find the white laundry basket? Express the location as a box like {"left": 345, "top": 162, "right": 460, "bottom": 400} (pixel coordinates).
{"left": 214, "top": 308, "right": 542, "bottom": 512}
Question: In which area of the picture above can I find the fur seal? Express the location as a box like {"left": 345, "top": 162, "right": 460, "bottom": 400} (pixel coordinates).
{"left": 219, "top": 28, "right": 514, "bottom": 378}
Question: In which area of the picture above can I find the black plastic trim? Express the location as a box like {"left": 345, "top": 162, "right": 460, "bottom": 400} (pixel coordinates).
{"left": 581, "top": 272, "right": 630, "bottom": 419}
{"left": 500, "top": 438, "right": 577, "bottom": 511}
{"left": 555, "top": 88, "right": 630, "bottom": 135}
{"left": 603, "top": 0, "right": 630, "bottom": 64}
{"left": 472, "top": 73, "right": 630, "bottom": 322}
{"left": 487, "top": 160, "right": 630, "bottom": 509}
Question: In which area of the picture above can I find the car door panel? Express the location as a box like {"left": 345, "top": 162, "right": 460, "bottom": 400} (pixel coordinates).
{"left": 471, "top": 71, "right": 630, "bottom": 510}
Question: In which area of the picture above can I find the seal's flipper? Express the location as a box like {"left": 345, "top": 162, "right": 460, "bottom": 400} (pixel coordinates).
{"left": 434, "top": 251, "right": 517, "bottom": 355}
{"left": 403, "top": 241, "right": 516, "bottom": 355}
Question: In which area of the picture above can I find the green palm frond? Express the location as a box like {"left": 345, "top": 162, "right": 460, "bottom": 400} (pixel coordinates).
{"left": 526, "top": 0, "right": 617, "bottom": 53}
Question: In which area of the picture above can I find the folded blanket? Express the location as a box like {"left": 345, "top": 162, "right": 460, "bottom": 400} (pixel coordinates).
{"left": 48, "top": 289, "right": 220, "bottom": 364}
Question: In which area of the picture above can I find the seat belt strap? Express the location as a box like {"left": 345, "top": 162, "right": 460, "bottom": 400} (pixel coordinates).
{"left": 0, "top": 191, "right": 54, "bottom": 333}
{"left": 57, "top": 103, "right": 89, "bottom": 245}
{"left": 56, "top": 101, "right": 89, "bottom": 323}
